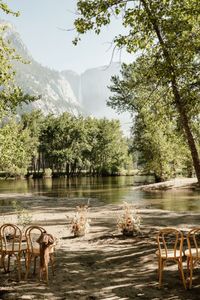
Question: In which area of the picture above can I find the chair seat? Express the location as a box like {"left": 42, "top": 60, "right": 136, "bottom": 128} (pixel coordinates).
{"left": 156, "top": 249, "right": 184, "bottom": 258}
{"left": 28, "top": 247, "right": 40, "bottom": 256}
{"left": 185, "top": 248, "right": 200, "bottom": 257}
{"left": 2, "top": 242, "right": 27, "bottom": 252}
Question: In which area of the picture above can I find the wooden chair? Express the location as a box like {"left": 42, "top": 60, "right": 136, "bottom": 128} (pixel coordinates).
{"left": 0, "top": 223, "right": 27, "bottom": 281}
{"left": 156, "top": 228, "right": 186, "bottom": 289}
{"left": 185, "top": 228, "right": 200, "bottom": 289}
{"left": 25, "top": 225, "right": 55, "bottom": 283}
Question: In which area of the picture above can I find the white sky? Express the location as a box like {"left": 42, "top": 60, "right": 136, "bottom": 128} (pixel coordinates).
{"left": 1, "top": 0, "right": 133, "bottom": 74}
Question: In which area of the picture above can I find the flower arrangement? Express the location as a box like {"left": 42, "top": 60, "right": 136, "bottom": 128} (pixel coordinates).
{"left": 71, "top": 205, "right": 90, "bottom": 237}
{"left": 117, "top": 202, "right": 141, "bottom": 236}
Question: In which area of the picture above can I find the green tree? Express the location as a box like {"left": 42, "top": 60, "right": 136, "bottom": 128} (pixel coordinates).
{"left": 132, "top": 109, "right": 190, "bottom": 182}
{"left": 0, "top": 2, "right": 38, "bottom": 177}
{"left": 73, "top": 0, "right": 200, "bottom": 184}
{"left": 40, "top": 113, "right": 77, "bottom": 174}
{"left": 20, "top": 110, "right": 45, "bottom": 174}
{"left": 37, "top": 113, "right": 130, "bottom": 176}
{"left": 110, "top": 62, "right": 192, "bottom": 181}
{"left": 0, "top": 3, "right": 36, "bottom": 115}
{"left": 0, "top": 25, "right": 35, "bottom": 115}
{"left": 0, "top": 6, "right": 37, "bottom": 214}
{"left": 0, "top": 1, "right": 19, "bottom": 16}
{"left": 89, "top": 118, "right": 129, "bottom": 175}
{"left": 0, "top": 120, "right": 37, "bottom": 176}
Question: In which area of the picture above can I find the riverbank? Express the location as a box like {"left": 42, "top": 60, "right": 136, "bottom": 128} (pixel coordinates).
{"left": 133, "top": 177, "right": 198, "bottom": 191}
{"left": 0, "top": 193, "right": 200, "bottom": 300}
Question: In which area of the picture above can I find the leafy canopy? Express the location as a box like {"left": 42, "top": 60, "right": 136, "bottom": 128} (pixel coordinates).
{"left": 0, "top": 0, "right": 19, "bottom": 16}
{"left": 74, "top": 0, "right": 200, "bottom": 183}
{"left": 0, "top": 3, "right": 36, "bottom": 114}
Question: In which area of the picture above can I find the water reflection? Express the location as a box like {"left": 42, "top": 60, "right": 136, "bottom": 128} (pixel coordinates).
{"left": 140, "top": 190, "right": 200, "bottom": 212}
{"left": 0, "top": 177, "right": 200, "bottom": 212}
{"left": 27, "top": 176, "right": 136, "bottom": 201}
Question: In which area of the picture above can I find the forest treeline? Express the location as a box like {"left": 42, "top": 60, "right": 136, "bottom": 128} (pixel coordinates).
{"left": 0, "top": 111, "right": 131, "bottom": 177}
{"left": 0, "top": 108, "right": 197, "bottom": 181}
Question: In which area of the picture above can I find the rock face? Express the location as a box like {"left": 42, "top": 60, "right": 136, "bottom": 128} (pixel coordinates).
{"left": 61, "top": 63, "right": 121, "bottom": 118}
{"left": 62, "top": 65, "right": 131, "bottom": 135}
{"left": 14, "top": 61, "right": 82, "bottom": 116}
{"left": 2, "top": 20, "right": 82, "bottom": 116}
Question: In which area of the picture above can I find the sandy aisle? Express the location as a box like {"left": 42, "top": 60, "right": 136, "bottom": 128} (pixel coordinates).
{"left": 0, "top": 193, "right": 200, "bottom": 300}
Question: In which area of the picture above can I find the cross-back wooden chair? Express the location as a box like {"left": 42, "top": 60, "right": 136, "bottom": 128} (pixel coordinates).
{"left": 156, "top": 228, "right": 186, "bottom": 289}
{"left": 25, "top": 225, "right": 55, "bottom": 283}
{"left": 185, "top": 227, "right": 200, "bottom": 289}
{"left": 0, "top": 223, "right": 26, "bottom": 281}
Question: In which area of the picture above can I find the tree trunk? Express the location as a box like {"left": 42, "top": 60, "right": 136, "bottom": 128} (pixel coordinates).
{"left": 37, "top": 151, "right": 41, "bottom": 174}
{"left": 66, "top": 163, "right": 70, "bottom": 176}
{"left": 141, "top": 0, "right": 200, "bottom": 185}
{"left": 42, "top": 152, "right": 45, "bottom": 173}
{"left": 171, "top": 83, "right": 200, "bottom": 184}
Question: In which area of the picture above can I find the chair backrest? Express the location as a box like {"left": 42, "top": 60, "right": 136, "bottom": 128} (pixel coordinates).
{"left": 0, "top": 223, "right": 22, "bottom": 252}
{"left": 25, "top": 225, "right": 46, "bottom": 253}
{"left": 187, "top": 228, "right": 200, "bottom": 257}
{"left": 157, "top": 228, "right": 183, "bottom": 258}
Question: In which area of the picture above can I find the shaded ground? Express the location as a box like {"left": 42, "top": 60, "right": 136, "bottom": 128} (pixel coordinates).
{"left": 0, "top": 193, "right": 200, "bottom": 300}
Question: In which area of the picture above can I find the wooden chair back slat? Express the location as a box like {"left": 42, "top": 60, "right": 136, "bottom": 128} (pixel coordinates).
{"left": 185, "top": 227, "right": 200, "bottom": 288}
{"left": 156, "top": 227, "right": 186, "bottom": 289}
{"left": 157, "top": 228, "right": 183, "bottom": 259}
{"left": 0, "top": 223, "right": 22, "bottom": 252}
{"left": 0, "top": 223, "right": 23, "bottom": 281}
{"left": 187, "top": 228, "right": 200, "bottom": 258}
{"left": 25, "top": 225, "right": 46, "bottom": 253}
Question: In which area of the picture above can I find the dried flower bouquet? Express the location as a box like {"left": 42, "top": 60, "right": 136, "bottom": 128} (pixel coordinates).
{"left": 117, "top": 202, "right": 141, "bottom": 236}
{"left": 71, "top": 205, "right": 90, "bottom": 237}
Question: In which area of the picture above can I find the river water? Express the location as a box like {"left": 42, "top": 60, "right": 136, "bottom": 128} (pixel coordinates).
{"left": 0, "top": 176, "right": 200, "bottom": 212}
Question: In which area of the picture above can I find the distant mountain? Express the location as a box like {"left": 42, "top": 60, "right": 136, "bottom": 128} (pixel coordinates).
{"left": 2, "top": 20, "right": 82, "bottom": 116}
{"left": 62, "top": 63, "right": 121, "bottom": 117}
{"left": 62, "top": 64, "right": 131, "bottom": 133}
{"left": 2, "top": 20, "right": 131, "bottom": 134}
{"left": 61, "top": 70, "right": 81, "bottom": 102}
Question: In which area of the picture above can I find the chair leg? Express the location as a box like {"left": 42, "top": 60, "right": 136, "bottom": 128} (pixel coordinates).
{"left": 189, "top": 258, "right": 194, "bottom": 289}
{"left": 186, "top": 257, "right": 190, "bottom": 279}
{"left": 17, "top": 253, "right": 21, "bottom": 282}
{"left": 158, "top": 258, "right": 164, "bottom": 288}
{"left": 2, "top": 253, "right": 7, "bottom": 273}
{"left": 3, "top": 254, "right": 11, "bottom": 273}
{"left": 25, "top": 254, "right": 31, "bottom": 280}
{"left": 7, "top": 255, "right": 11, "bottom": 272}
{"left": 157, "top": 258, "right": 160, "bottom": 279}
{"left": 178, "top": 260, "right": 186, "bottom": 289}
{"left": 0, "top": 253, "right": 3, "bottom": 268}
{"left": 24, "top": 251, "right": 28, "bottom": 269}
{"left": 50, "top": 254, "right": 55, "bottom": 276}
{"left": 33, "top": 257, "right": 37, "bottom": 275}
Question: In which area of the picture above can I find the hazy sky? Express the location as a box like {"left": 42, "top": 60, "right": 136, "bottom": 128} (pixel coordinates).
{"left": 1, "top": 0, "right": 133, "bottom": 73}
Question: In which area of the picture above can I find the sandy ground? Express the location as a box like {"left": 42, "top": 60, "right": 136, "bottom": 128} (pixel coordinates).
{"left": 132, "top": 178, "right": 198, "bottom": 191}
{"left": 0, "top": 185, "right": 200, "bottom": 300}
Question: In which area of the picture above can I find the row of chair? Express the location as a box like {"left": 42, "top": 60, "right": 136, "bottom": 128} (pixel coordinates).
{"left": 2, "top": 224, "right": 199, "bottom": 288}
{"left": 0, "top": 224, "right": 55, "bottom": 283}
{"left": 156, "top": 227, "right": 200, "bottom": 289}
